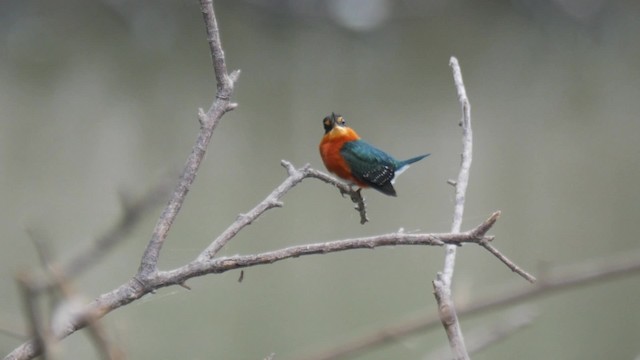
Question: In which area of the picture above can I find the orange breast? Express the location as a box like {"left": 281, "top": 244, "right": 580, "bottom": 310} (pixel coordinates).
{"left": 319, "top": 127, "right": 368, "bottom": 187}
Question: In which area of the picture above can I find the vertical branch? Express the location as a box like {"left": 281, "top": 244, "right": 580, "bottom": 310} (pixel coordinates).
{"left": 5, "top": 2, "right": 241, "bottom": 360}
{"left": 137, "top": 0, "right": 239, "bottom": 278}
{"left": 423, "top": 307, "right": 537, "bottom": 360}
{"left": 432, "top": 56, "right": 473, "bottom": 360}
{"left": 442, "top": 56, "right": 472, "bottom": 284}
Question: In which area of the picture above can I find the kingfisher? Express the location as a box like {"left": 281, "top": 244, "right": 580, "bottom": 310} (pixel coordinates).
{"left": 319, "top": 113, "right": 429, "bottom": 197}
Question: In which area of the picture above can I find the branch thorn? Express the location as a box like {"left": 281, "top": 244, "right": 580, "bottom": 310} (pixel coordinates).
{"left": 229, "top": 69, "right": 241, "bottom": 83}
{"left": 178, "top": 282, "right": 191, "bottom": 290}
{"left": 198, "top": 108, "right": 207, "bottom": 127}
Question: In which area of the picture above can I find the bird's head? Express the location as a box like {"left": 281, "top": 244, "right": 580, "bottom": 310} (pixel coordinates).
{"left": 323, "top": 113, "right": 347, "bottom": 134}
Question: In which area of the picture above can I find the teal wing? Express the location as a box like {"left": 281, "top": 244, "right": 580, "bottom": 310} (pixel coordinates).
{"left": 340, "top": 140, "right": 399, "bottom": 196}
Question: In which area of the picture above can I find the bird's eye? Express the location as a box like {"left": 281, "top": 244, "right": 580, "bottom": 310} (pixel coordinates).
{"left": 337, "top": 116, "right": 345, "bottom": 125}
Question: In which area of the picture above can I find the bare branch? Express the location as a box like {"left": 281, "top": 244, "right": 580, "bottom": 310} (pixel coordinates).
{"left": 441, "top": 56, "right": 473, "bottom": 285}
{"left": 48, "top": 266, "right": 124, "bottom": 360}
{"left": 479, "top": 240, "right": 536, "bottom": 283}
{"left": 432, "top": 57, "right": 533, "bottom": 360}
{"left": 4, "top": 210, "right": 504, "bottom": 360}
{"left": 198, "top": 162, "right": 368, "bottom": 260}
{"left": 170, "top": 214, "right": 498, "bottom": 283}
{"left": 305, "top": 167, "right": 368, "bottom": 224}
{"left": 432, "top": 55, "right": 474, "bottom": 360}
{"left": 137, "top": 0, "right": 239, "bottom": 278}
{"left": 299, "top": 250, "right": 640, "bottom": 360}
{"left": 3, "top": 6, "right": 537, "bottom": 360}
{"left": 423, "top": 307, "right": 537, "bottom": 360}
{"left": 198, "top": 161, "right": 308, "bottom": 260}
{"left": 5, "top": 278, "right": 144, "bottom": 360}
{"left": 470, "top": 211, "right": 535, "bottom": 283}
{"left": 6, "top": 2, "right": 238, "bottom": 358}
{"left": 42, "top": 266, "right": 124, "bottom": 360}
{"left": 200, "top": 0, "right": 232, "bottom": 97}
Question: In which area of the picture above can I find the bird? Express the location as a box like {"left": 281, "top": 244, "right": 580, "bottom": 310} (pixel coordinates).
{"left": 319, "top": 113, "right": 429, "bottom": 197}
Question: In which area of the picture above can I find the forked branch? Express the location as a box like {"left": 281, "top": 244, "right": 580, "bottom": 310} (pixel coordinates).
{"left": 4, "top": 3, "right": 534, "bottom": 360}
{"left": 198, "top": 160, "right": 367, "bottom": 261}
{"left": 137, "top": 0, "right": 240, "bottom": 278}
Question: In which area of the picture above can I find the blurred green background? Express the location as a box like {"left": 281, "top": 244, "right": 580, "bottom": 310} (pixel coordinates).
{"left": 2, "top": 0, "right": 640, "bottom": 359}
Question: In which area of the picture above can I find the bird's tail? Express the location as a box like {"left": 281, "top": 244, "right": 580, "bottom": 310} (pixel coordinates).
{"left": 401, "top": 153, "right": 430, "bottom": 166}
{"left": 395, "top": 153, "right": 430, "bottom": 177}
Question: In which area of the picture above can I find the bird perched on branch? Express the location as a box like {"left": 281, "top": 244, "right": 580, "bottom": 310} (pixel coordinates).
{"left": 319, "top": 113, "right": 429, "bottom": 197}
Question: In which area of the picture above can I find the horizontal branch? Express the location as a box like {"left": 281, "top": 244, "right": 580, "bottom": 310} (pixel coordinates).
{"left": 7, "top": 204, "right": 527, "bottom": 360}
{"left": 165, "top": 214, "right": 498, "bottom": 284}
{"left": 3, "top": 211, "right": 502, "bottom": 360}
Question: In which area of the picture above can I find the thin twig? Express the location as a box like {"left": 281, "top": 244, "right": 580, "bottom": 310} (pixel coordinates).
{"left": 198, "top": 161, "right": 367, "bottom": 260}
{"left": 299, "top": 250, "right": 640, "bottom": 360}
{"left": 198, "top": 161, "right": 300, "bottom": 260}
{"left": 305, "top": 168, "right": 368, "bottom": 224}
{"left": 466, "top": 211, "right": 535, "bottom": 282}
{"left": 137, "top": 0, "right": 239, "bottom": 278}
{"left": 442, "top": 56, "right": 472, "bottom": 285}
{"left": 423, "top": 306, "right": 537, "bottom": 360}
{"left": 480, "top": 241, "right": 536, "bottom": 283}
{"left": 432, "top": 55, "right": 473, "bottom": 360}
{"left": 200, "top": 0, "right": 232, "bottom": 96}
